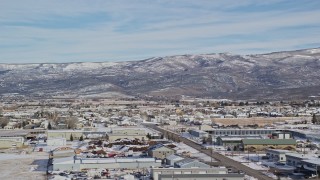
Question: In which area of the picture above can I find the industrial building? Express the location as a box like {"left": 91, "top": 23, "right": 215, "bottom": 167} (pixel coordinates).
{"left": 151, "top": 167, "right": 244, "bottom": 180}
{"left": 148, "top": 144, "right": 175, "bottom": 160}
{"left": 53, "top": 157, "right": 161, "bottom": 171}
{"left": 205, "top": 128, "right": 280, "bottom": 136}
{"left": 47, "top": 138, "right": 67, "bottom": 146}
{"left": 241, "top": 139, "right": 296, "bottom": 151}
{"left": 0, "top": 136, "right": 24, "bottom": 149}
{"left": 47, "top": 130, "right": 84, "bottom": 141}
{"left": 106, "top": 128, "right": 147, "bottom": 142}
{"left": 266, "top": 149, "right": 292, "bottom": 162}
{"left": 174, "top": 158, "right": 210, "bottom": 168}
{"left": 188, "top": 129, "right": 208, "bottom": 138}
{"left": 216, "top": 135, "right": 262, "bottom": 147}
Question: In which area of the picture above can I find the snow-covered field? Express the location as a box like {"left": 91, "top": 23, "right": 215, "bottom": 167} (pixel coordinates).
{"left": 0, "top": 152, "right": 48, "bottom": 180}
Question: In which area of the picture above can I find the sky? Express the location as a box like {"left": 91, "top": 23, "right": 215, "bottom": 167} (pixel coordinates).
{"left": 0, "top": 0, "right": 320, "bottom": 63}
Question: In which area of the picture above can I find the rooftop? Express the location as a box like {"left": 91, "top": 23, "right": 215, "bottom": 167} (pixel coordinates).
{"left": 242, "top": 139, "right": 296, "bottom": 145}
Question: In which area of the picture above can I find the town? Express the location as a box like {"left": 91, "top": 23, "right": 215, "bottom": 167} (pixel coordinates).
{"left": 0, "top": 96, "right": 320, "bottom": 180}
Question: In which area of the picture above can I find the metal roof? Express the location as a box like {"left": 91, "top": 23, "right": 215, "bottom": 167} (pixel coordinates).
{"left": 242, "top": 139, "right": 296, "bottom": 145}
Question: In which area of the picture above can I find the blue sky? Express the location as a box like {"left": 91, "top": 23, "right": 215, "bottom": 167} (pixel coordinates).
{"left": 1, "top": 0, "right": 320, "bottom": 63}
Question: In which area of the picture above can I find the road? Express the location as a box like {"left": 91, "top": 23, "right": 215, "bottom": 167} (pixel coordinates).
{"left": 145, "top": 124, "right": 273, "bottom": 180}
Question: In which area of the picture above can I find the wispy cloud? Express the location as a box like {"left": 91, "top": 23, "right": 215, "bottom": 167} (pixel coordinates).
{"left": 0, "top": 0, "right": 320, "bottom": 63}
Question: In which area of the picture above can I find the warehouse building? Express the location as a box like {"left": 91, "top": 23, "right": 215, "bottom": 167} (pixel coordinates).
{"left": 151, "top": 167, "right": 244, "bottom": 180}
{"left": 53, "top": 156, "right": 161, "bottom": 171}
{"left": 47, "top": 130, "right": 84, "bottom": 141}
{"left": 0, "top": 137, "right": 24, "bottom": 149}
{"left": 241, "top": 139, "right": 296, "bottom": 151}
{"left": 106, "top": 128, "right": 147, "bottom": 142}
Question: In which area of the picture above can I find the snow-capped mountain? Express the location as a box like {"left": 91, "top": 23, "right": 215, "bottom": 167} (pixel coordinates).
{"left": 1, "top": 48, "right": 320, "bottom": 100}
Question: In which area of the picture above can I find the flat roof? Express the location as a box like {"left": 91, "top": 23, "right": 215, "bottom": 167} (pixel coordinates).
{"left": 266, "top": 149, "right": 292, "bottom": 154}
{"left": 286, "top": 153, "right": 313, "bottom": 159}
{"left": 0, "top": 129, "right": 45, "bottom": 137}
{"left": 302, "top": 159, "right": 320, "bottom": 165}
{"left": 242, "top": 139, "right": 296, "bottom": 145}
{"left": 54, "top": 157, "right": 158, "bottom": 165}
{"left": 159, "top": 174, "right": 244, "bottom": 178}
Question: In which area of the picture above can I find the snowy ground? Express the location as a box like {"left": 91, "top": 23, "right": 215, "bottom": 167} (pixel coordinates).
{"left": 0, "top": 152, "right": 49, "bottom": 180}
{"left": 226, "top": 154, "right": 269, "bottom": 170}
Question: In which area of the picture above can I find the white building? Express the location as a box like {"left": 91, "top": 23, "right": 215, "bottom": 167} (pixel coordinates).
{"left": 47, "top": 138, "right": 67, "bottom": 146}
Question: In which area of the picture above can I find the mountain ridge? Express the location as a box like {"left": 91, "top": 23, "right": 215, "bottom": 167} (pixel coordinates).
{"left": 1, "top": 48, "right": 320, "bottom": 100}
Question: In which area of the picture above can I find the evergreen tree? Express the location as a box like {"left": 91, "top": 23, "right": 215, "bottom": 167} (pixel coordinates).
{"left": 79, "top": 135, "right": 84, "bottom": 141}
{"left": 48, "top": 122, "right": 52, "bottom": 130}
{"left": 70, "top": 134, "right": 74, "bottom": 141}
{"left": 146, "top": 133, "right": 152, "bottom": 139}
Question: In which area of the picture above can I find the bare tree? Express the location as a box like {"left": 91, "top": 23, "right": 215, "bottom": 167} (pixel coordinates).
{"left": 65, "top": 117, "right": 78, "bottom": 129}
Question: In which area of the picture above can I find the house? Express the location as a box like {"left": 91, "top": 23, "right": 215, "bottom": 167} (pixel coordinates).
{"left": 165, "top": 154, "right": 184, "bottom": 166}
{"left": 174, "top": 158, "right": 210, "bottom": 168}
{"left": 241, "top": 139, "right": 296, "bottom": 151}
{"left": 148, "top": 144, "right": 175, "bottom": 160}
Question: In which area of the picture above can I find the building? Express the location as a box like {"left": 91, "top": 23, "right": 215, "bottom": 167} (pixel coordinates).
{"left": 47, "top": 138, "right": 67, "bottom": 146}
{"left": 301, "top": 159, "right": 320, "bottom": 173}
{"left": 216, "top": 135, "right": 262, "bottom": 149}
{"left": 286, "top": 153, "right": 311, "bottom": 168}
{"left": 53, "top": 157, "right": 161, "bottom": 171}
{"left": 165, "top": 154, "right": 184, "bottom": 166}
{"left": 156, "top": 173, "right": 245, "bottom": 180}
{"left": 148, "top": 144, "right": 175, "bottom": 160}
{"left": 0, "top": 137, "right": 24, "bottom": 149}
{"left": 189, "top": 129, "right": 208, "bottom": 138}
{"left": 151, "top": 167, "right": 244, "bottom": 180}
{"left": 206, "top": 129, "right": 280, "bottom": 137}
{"left": 199, "top": 125, "right": 213, "bottom": 131}
{"left": 106, "top": 128, "right": 147, "bottom": 142}
{"left": 270, "top": 131, "right": 292, "bottom": 139}
{"left": 241, "top": 139, "right": 296, "bottom": 151}
{"left": 174, "top": 158, "right": 210, "bottom": 168}
{"left": 266, "top": 149, "right": 292, "bottom": 162}
{"left": 47, "top": 130, "right": 84, "bottom": 141}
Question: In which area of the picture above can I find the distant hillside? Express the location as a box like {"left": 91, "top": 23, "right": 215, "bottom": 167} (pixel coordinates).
{"left": 1, "top": 48, "right": 320, "bottom": 100}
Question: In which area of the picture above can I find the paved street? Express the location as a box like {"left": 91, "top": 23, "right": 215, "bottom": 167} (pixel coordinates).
{"left": 145, "top": 124, "right": 273, "bottom": 180}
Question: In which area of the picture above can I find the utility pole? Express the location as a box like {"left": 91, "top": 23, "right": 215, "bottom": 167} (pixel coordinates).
{"left": 211, "top": 145, "right": 213, "bottom": 168}
{"left": 248, "top": 150, "right": 250, "bottom": 164}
